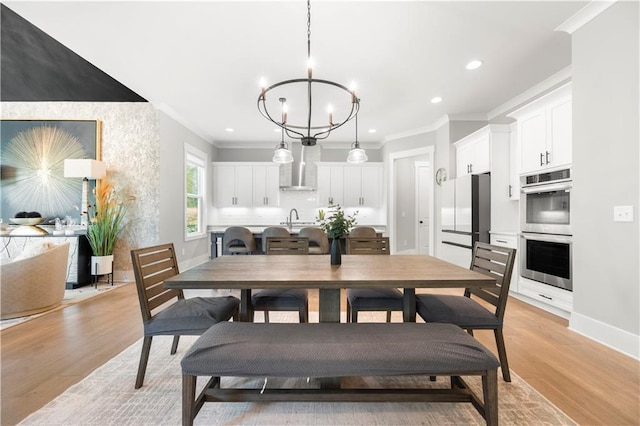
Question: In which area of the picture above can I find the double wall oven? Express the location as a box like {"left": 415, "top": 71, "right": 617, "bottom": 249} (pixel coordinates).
{"left": 520, "top": 168, "right": 572, "bottom": 291}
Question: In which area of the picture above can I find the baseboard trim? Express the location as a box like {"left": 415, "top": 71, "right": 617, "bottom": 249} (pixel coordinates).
{"left": 180, "top": 254, "right": 210, "bottom": 272}
{"left": 569, "top": 312, "right": 640, "bottom": 360}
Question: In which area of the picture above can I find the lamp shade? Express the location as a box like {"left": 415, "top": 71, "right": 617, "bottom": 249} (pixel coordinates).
{"left": 346, "top": 147, "right": 368, "bottom": 164}
{"left": 63, "top": 159, "right": 106, "bottom": 179}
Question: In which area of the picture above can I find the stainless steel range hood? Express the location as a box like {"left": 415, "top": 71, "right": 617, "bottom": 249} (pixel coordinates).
{"left": 280, "top": 144, "right": 318, "bottom": 191}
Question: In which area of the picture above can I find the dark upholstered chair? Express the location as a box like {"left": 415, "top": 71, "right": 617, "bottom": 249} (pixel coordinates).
{"left": 223, "top": 226, "right": 256, "bottom": 255}
{"left": 298, "top": 227, "right": 329, "bottom": 254}
{"left": 130, "top": 243, "right": 240, "bottom": 389}
{"left": 345, "top": 236, "right": 403, "bottom": 323}
{"left": 261, "top": 226, "right": 290, "bottom": 253}
{"left": 251, "top": 237, "right": 309, "bottom": 323}
{"left": 416, "top": 242, "right": 516, "bottom": 382}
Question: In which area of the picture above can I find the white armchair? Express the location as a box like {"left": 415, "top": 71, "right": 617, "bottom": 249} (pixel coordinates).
{"left": 1, "top": 242, "right": 70, "bottom": 319}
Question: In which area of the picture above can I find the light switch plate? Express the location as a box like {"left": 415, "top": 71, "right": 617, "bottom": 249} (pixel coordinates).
{"left": 613, "top": 205, "right": 634, "bottom": 222}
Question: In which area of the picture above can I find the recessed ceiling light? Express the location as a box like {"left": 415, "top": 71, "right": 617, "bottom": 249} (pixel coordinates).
{"left": 466, "top": 60, "right": 483, "bottom": 70}
{"left": 430, "top": 96, "right": 443, "bottom": 104}
{"left": 368, "top": 129, "right": 377, "bottom": 134}
{"left": 274, "top": 128, "right": 281, "bottom": 132}
{"left": 225, "top": 128, "right": 235, "bottom": 132}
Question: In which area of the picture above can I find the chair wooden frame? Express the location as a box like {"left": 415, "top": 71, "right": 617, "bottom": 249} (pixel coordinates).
{"left": 345, "top": 236, "right": 402, "bottom": 322}
{"left": 251, "top": 237, "right": 310, "bottom": 322}
{"left": 417, "top": 241, "right": 517, "bottom": 382}
{"left": 131, "top": 243, "right": 239, "bottom": 389}
{"left": 265, "top": 236, "right": 309, "bottom": 255}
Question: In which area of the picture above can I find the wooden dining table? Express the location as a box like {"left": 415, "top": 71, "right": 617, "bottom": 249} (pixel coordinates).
{"left": 164, "top": 254, "right": 495, "bottom": 322}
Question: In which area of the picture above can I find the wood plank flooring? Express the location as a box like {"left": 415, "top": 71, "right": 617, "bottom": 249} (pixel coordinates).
{"left": 1, "top": 283, "right": 639, "bottom": 425}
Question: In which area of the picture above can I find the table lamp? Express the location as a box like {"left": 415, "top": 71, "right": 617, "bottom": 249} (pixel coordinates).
{"left": 63, "top": 159, "right": 106, "bottom": 226}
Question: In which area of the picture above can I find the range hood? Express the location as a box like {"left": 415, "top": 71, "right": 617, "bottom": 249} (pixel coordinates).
{"left": 279, "top": 144, "right": 319, "bottom": 191}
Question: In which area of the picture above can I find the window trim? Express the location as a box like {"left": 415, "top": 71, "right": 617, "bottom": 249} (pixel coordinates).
{"left": 184, "top": 143, "right": 208, "bottom": 241}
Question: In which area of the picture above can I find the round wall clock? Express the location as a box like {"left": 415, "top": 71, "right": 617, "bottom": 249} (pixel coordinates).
{"left": 435, "top": 168, "right": 447, "bottom": 186}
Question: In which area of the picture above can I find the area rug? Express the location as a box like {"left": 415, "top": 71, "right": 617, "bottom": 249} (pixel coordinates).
{"left": 20, "top": 314, "right": 576, "bottom": 426}
{"left": 0, "top": 281, "right": 130, "bottom": 330}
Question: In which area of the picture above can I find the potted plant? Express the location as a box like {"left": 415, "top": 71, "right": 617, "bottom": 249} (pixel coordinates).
{"left": 87, "top": 178, "right": 129, "bottom": 275}
{"left": 318, "top": 205, "right": 357, "bottom": 265}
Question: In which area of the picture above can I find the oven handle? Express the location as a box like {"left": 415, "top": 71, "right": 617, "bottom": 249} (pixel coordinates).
{"left": 520, "top": 233, "right": 572, "bottom": 244}
{"left": 521, "top": 181, "right": 572, "bottom": 194}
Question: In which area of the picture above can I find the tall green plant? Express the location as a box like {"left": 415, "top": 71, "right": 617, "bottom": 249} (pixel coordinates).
{"left": 318, "top": 205, "right": 357, "bottom": 238}
{"left": 87, "top": 179, "right": 128, "bottom": 256}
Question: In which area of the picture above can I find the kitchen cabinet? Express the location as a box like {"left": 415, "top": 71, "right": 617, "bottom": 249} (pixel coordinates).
{"left": 343, "top": 164, "right": 382, "bottom": 207}
{"left": 490, "top": 232, "right": 519, "bottom": 294}
{"left": 317, "top": 163, "right": 383, "bottom": 207}
{"left": 252, "top": 165, "right": 280, "bottom": 206}
{"left": 213, "top": 164, "right": 253, "bottom": 207}
{"left": 317, "top": 165, "right": 344, "bottom": 206}
{"left": 508, "top": 122, "right": 520, "bottom": 200}
{"left": 517, "top": 277, "right": 573, "bottom": 315}
{"left": 454, "top": 133, "right": 491, "bottom": 177}
{"left": 213, "top": 162, "right": 280, "bottom": 208}
{"left": 509, "top": 83, "right": 572, "bottom": 175}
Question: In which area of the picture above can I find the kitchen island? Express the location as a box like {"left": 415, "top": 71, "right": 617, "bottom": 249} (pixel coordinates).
{"left": 208, "top": 225, "right": 386, "bottom": 258}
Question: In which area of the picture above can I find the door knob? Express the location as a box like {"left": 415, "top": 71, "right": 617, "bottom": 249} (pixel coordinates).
{"left": 419, "top": 220, "right": 424, "bottom": 224}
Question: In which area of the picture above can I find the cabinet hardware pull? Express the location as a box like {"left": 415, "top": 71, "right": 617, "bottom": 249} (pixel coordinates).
{"left": 496, "top": 239, "right": 508, "bottom": 244}
{"left": 545, "top": 151, "right": 550, "bottom": 165}
{"left": 538, "top": 293, "right": 553, "bottom": 300}
{"left": 508, "top": 185, "right": 512, "bottom": 197}
{"left": 469, "top": 164, "right": 473, "bottom": 173}
{"left": 540, "top": 153, "right": 544, "bottom": 166}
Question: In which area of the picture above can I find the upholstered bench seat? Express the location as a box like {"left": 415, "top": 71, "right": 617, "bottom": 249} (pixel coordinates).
{"left": 181, "top": 322, "right": 499, "bottom": 426}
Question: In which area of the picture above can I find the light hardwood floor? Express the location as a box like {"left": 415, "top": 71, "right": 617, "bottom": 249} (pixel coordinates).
{"left": 1, "top": 283, "right": 638, "bottom": 425}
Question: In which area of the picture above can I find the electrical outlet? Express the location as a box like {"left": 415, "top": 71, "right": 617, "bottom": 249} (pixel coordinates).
{"left": 403, "top": 240, "right": 407, "bottom": 246}
{"left": 613, "top": 206, "right": 634, "bottom": 222}
{"left": 181, "top": 248, "right": 186, "bottom": 255}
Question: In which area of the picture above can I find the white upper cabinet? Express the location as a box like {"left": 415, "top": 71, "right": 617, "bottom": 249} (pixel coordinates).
{"left": 509, "top": 83, "right": 572, "bottom": 175}
{"left": 344, "top": 164, "right": 382, "bottom": 207}
{"left": 252, "top": 165, "right": 280, "bottom": 207}
{"left": 213, "top": 164, "right": 253, "bottom": 207}
{"left": 317, "top": 165, "right": 345, "bottom": 207}
{"left": 454, "top": 132, "right": 491, "bottom": 177}
{"left": 213, "top": 162, "right": 279, "bottom": 207}
{"left": 317, "top": 163, "right": 382, "bottom": 208}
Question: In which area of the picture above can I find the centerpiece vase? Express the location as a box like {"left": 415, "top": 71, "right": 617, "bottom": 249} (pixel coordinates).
{"left": 330, "top": 238, "right": 342, "bottom": 266}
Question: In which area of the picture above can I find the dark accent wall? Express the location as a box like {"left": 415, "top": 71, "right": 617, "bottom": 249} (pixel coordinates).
{"left": 0, "top": 4, "right": 146, "bottom": 102}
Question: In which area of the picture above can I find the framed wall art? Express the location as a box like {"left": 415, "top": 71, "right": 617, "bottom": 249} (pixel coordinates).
{"left": 0, "top": 119, "right": 102, "bottom": 224}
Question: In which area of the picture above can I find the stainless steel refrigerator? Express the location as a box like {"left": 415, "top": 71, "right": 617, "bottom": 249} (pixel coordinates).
{"left": 439, "top": 173, "right": 490, "bottom": 268}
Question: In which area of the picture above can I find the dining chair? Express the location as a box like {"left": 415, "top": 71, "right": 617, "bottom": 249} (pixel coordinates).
{"left": 349, "top": 226, "right": 377, "bottom": 238}
{"left": 260, "top": 226, "right": 290, "bottom": 253}
{"left": 223, "top": 226, "right": 256, "bottom": 255}
{"left": 251, "top": 237, "right": 309, "bottom": 322}
{"left": 298, "top": 227, "right": 330, "bottom": 254}
{"left": 416, "top": 241, "right": 517, "bottom": 382}
{"left": 130, "top": 243, "right": 240, "bottom": 389}
{"left": 344, "top": 236, "right": 404, "bottom": 323}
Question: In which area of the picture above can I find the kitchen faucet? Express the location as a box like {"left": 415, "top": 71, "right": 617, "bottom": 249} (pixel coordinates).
{"left": 288, "top": 208, "right": 299, "bottom": 227}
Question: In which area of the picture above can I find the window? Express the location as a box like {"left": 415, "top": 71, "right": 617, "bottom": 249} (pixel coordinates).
{"left": 185, "top": 144, "right": 207, "bottom": 240}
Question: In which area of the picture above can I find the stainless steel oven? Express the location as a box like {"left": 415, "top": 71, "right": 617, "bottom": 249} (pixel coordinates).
{"left": 520, "top": 168, "right": 572, "bottom": 235}
{"left": 520, "top": 232, "right": 572, "bottom": 291}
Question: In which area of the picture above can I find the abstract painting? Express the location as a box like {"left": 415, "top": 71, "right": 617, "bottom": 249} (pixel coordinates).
{"left": 0, "top": 119, "right": 101, "bottom": 223}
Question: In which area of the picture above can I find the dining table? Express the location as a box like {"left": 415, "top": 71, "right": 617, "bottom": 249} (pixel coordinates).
{"left": 164, "top": 254, "right": 496, "bottom": 323}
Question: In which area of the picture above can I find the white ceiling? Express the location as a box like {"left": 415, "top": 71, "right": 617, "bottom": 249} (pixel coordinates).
{"left": 6, "top": 1, "right": 587, "bottom": 149}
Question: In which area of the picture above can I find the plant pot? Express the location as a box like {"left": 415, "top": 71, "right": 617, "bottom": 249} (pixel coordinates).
{"left": 91, "top": 255, "right": 113, "bottom": 275}
{"left": 330, "top": 238, "right": 341, "bottom": 266}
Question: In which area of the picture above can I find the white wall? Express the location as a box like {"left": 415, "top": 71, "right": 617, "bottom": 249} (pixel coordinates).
{"left": 1, "top": 102, "right": 160, "bottom": 281}
{"left": 570, "top": 1, "right": 640, "bottom": 358}
{"left": 158, "top": 110, "right": 213, "bottom": 268}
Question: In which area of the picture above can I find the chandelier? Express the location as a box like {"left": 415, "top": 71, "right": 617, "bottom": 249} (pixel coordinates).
{"left": 258, "top": 0, "right": 361, "bottom": 157}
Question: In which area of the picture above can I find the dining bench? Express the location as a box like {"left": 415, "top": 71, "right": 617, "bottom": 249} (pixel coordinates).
{"left": 181, "top": 322, "right": 500, "bottom": 426}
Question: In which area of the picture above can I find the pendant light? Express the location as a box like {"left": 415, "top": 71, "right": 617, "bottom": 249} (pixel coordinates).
{"left": 346, "top": 113, "right": 368, "bottom": 164}
{"left": 272, "top": 97, "right": 293, "bottom": 164}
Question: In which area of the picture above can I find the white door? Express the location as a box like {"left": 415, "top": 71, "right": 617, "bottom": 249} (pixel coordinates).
{"left": 415, "top": 164, "right": 432, "bottom": 255}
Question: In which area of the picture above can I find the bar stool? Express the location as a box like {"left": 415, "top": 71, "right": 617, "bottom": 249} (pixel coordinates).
{"left": 298, "top": 227, "right": 329, "bottom": 254}
{"left": 223, "top": 226, "right": 256, "bottom": 255}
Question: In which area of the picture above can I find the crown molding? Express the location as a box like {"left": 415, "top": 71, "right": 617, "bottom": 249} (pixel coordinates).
{"left": 488, "top": 66, "right": 572, "bottom": 120}
{"left": 556, "top": 0, "right": 618, "bottom": 34}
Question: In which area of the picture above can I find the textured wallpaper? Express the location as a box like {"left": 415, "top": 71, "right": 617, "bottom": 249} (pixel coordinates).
{"left": 1, "top": 102, "right": 160, "bottom": 281}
